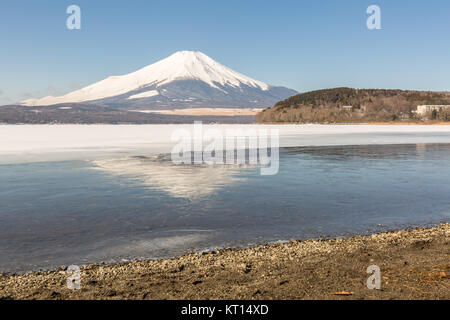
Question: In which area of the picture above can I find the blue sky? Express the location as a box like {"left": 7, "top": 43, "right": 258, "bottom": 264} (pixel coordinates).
{"left": 1, "top": 0, "right": 449, "bottom": 105}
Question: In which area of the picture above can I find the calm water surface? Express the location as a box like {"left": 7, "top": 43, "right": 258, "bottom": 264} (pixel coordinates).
{"left": 1, "top": 143, "right": 449, "bottom": 272}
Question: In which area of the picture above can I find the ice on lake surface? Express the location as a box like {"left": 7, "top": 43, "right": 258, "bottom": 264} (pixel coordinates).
{"left": 2, "top": 124, "right": 450, "bottom": 164}
{"left": 0, "top": 125, "right": 450, "bottom": 272}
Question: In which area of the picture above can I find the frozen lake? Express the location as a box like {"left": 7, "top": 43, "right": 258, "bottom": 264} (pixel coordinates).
{"left": 1, "top": 125, "right": 450, "bottom": 272}
{"left": 2, "top": 124, "right": 450, "bottom": 164}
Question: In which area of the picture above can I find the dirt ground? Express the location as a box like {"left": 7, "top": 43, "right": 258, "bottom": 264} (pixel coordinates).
{"left": 0, "top": 224, "right": 448, "bottom": 300}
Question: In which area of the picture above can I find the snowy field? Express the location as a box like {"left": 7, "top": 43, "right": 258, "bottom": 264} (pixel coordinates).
{"left": 2, "top": 124, "right": 450, "bottom": 164}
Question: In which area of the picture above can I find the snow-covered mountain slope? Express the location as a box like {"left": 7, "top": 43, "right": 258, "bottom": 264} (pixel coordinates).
{"left": 22, "top": 51, "right": 297, "bottom": 109}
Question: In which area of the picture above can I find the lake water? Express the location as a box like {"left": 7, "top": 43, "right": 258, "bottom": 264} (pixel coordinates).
{"left": 1, "top": 126, "right": 450, "bottom": 273}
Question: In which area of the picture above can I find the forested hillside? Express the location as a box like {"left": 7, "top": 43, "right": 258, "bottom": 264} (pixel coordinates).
{"left": 257, "top": 88, "right": 450, "bottom": 123}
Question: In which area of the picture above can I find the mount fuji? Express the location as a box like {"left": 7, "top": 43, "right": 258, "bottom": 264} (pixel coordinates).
{"left": 22, "top": 51, "right": 297, "bottom": 110}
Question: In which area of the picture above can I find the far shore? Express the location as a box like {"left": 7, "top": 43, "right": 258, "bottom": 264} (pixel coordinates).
{"left": 1, "top": 224, "right": 448, "bottom": 300}
{"left": 4, "top": 120, "right": 450, "bottom": 126}
{"left": 256, "top": 121, "right": 450, "bottom": 125}
{"left": 133, "top": 108, "right": 264, "bottom": 116}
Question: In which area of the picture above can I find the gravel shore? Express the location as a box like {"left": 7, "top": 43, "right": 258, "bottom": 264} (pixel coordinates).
{"left": 1, "top": 224, "right": 449, "bottom": 300}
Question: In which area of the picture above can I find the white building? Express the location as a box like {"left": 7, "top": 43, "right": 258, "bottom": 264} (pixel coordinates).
{"left": 416, "top": 105, "right": 450, "bottom": 115}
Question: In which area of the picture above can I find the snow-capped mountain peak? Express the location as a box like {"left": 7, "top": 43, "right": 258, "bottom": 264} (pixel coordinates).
{"left": 135, "top": 51, "right": 270, "bottom": 91}
{"left": 22, "top": 51, "right": 296, "bottom": 108}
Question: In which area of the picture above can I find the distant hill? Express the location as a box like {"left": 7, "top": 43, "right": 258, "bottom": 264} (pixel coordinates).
{"left": 256, "top": 88, "right": 450, "bottom": 123}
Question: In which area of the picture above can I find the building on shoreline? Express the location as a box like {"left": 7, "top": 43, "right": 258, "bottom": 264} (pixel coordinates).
{"left": 416, "top": 105, "right": 450, "bottom": 115}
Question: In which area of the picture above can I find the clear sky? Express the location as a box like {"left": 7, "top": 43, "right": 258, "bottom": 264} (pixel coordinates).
{"left": 1, "top": 0, "right": 449, "bottom": 105}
